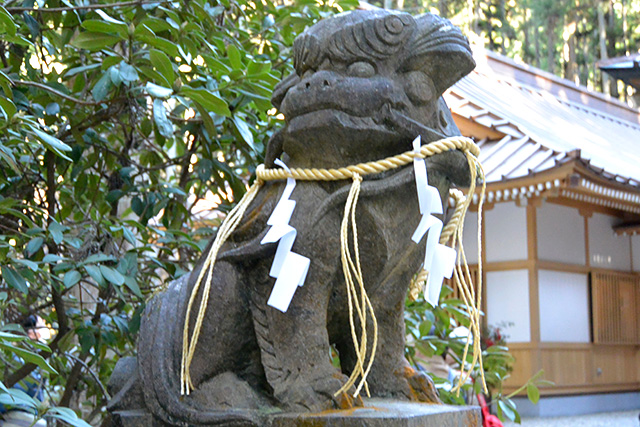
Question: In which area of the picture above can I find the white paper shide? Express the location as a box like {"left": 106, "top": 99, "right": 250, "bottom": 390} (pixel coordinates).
{"left": 261, "top": 160, "right": 310, "bottom": 312}
{"left": 410, "top": 136, "right": 457, "bottom": 307}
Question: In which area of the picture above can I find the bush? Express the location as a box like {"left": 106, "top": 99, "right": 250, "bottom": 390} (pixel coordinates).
{"left": 0, "top": 0, "right": 356, "bottom": 423}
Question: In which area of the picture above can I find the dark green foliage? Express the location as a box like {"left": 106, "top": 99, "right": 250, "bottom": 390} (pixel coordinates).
{"left": 0, "top": 0, "right": 356, "bottom": 423}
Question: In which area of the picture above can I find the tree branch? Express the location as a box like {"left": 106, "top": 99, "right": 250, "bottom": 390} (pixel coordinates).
{"left": 6, "top": 1, "right": 167, "bottom": 13}
{"left": 14, "top": 80, "right": 105, "bottom": 106}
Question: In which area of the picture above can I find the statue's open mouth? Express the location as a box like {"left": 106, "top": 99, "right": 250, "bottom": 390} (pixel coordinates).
{"left": 285, "top": 106, "right": 400, "bottom": 143}
{"left": 287, "top": 109, "right": 394, "bottom": 135}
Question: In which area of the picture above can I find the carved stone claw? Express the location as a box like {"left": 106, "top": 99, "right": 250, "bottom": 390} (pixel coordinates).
{"left": 403, "top": 366, "right": 442, "bottom": 404}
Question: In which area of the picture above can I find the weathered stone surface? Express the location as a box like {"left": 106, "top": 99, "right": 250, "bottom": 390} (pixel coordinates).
{"left": 270, "top": 400, "right": 481, "bottom": 427}
{"left": 107, "top": 9, "right": 477, "bottom": 426}
{"left": 111, "top": 401, "right": 481, "bottom": 427}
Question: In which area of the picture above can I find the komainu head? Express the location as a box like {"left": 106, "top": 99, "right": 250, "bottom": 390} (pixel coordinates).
{"left": 268, "top": 10, "right": 475, "bottom": 169}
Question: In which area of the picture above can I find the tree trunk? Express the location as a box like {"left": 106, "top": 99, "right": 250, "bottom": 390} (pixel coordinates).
{"left": 547, "top": 14, "right": 557, "bottom": 74}
{"left": 621, "top": 0, "right": 629, "bottom": 55}
{"left": 564, "top": 3, "right": 579, "bottom": 84}
{"left": 439, "top": 0, "right": 448, "bottom": 17}
{"left": 498, "top": 0, "right": 506, "bottom": 53}
{"left": 522, "top": 0, "right": 533, "bottom": 65}
{"left": 606, "top": 0, "right": 618, "bottom": 96}
{"left": 597, "top": 0, "right": 610, "bottom": 94}
{"left": 534, "top": 16, "right": 541, "bottom": 68}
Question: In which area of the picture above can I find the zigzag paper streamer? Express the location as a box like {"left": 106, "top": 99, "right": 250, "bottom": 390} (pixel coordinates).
{"left": 261, "top": 159, "right": 310, "bottom": 312}
{"left": 410, "top": 136, "right": 456, "bottom": 307}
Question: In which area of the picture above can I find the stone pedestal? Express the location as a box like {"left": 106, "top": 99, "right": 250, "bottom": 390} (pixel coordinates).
{"left": 109, "top": 400, "right": 481, "bottom": 427}
{"left": 271, "top": 399, "right": 481, "bottom": 427}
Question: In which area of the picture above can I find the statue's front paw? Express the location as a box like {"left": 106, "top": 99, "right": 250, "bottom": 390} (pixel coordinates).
{"left": 276, "top": 373, "right": 363, "bottom": 412}
{"left": 374, "top": 366, "right": 442, "bottom": 403}
{"left": 401, "top": 366, "right": 442, "bottom": 404}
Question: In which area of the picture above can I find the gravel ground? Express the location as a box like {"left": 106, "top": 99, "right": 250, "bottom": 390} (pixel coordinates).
{"left": 504, "top": 410, "right": 640, "bottom": 427}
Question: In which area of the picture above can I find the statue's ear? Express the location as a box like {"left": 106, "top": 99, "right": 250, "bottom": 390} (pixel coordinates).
{"left": 271, "top": 73, "right": 300, "bottom": 109}
{"left": 402, "top": 49, "right": 475, "bottom": 97}
{"left": 401, "top": 13, "right": 475, "bottom": 96}
{"left": 264, "top": 129, "right": 284, "bottom": 168}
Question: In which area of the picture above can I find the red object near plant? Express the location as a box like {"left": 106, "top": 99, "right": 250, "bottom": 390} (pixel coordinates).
{"left": 477, "top": 393, "right": 504, "bottom": 427}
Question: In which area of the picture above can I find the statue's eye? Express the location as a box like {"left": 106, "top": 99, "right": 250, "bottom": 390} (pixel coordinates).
{"left": 402, "top": 71, "right": 435, "bottom": 105}
{"left": 347, "top": 62, "right": 375, "bottom": 77}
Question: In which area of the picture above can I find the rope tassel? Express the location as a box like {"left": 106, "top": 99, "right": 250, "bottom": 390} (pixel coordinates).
{"left": 334, "top": 173, "right": 378, "bottom": 398}
{"left": 181, "top": 179, "right": 263, "bottom": 395}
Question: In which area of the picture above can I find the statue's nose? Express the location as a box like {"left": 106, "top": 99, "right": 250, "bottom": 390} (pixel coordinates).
{"left": 300, "top": 71, "right": 337, "bottom": 90}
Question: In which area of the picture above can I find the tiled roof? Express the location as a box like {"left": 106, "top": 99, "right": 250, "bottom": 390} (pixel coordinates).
{"left": 444, "top": 49, "right": 640, "bottom": 190}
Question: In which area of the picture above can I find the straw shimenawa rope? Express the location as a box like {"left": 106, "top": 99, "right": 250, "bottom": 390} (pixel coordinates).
{"left": 180, "top": 135, "right": 486, "bottom": 397}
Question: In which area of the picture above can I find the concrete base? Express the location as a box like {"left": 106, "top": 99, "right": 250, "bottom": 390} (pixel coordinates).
{"left": 511, "top": 391, "right": 640, "bottom": 418}
{"left": 110, "top": 400, "right": 481, "bottom": 427}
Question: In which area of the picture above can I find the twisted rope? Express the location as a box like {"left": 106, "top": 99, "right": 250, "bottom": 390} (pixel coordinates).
{"left": 180, "top": 135, "right": 486, "bottom": 398}
{"left": 256, "top": 136, "right": 479, "bottom": 182}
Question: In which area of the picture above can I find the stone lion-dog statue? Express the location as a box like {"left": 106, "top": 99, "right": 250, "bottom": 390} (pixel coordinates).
{"left": 107, "top": 9, "right": 475, "bottom": 426}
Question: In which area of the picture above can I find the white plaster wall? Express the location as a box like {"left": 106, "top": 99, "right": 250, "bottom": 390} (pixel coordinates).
{"left": 462, "top": 211, "right": 479, "bottom": 264}
{"left": 632, "top": 235, "right": 640, "bottom": 272}
{"left": 484, "top": 202, "right": 528, "bottom": 262}
{"left": 538, "top": 270, "right": 590, "bottom": 342}
{"left": 589, "top": 213, "right": 631, "bottom": 271}
{"left": 536, "top": 202, "right": 586, "bottom": 265}
{"left": 486, "top": 270, "right": 530, "bottom": 342}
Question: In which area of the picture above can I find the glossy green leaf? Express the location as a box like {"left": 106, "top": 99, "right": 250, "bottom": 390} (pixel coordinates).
{"left": 64, "top": 63, "right": 101, "bottom": 77}
{"left": 0, "top": 342, "right": 57, "bottom": 374}
{"left": 150, "top": 49, "right": 175, "bottom": 85}
{"left": 153, "top": 98, "right": 174, "bottom": 138}
{"left": 84, "top": 254, "right": 117, "bottom": 264}
{"left": 29, "top": 126, "right": 72, "bottom": 160}
{"left": 26, "top": 236, "right": 44, "bottom": 257}
{"left": 0, "top": 6, "right": 16, "bottom": 36}
{"left": 63, "top": 270, "right": 81, "bottom": 288}
{"left": 92, "top": 72, "right": 113, "bottom": 102}
{"left": 11, "top": 257, "right": 38, "bottom": 271}
{"left": 84, "top": 264, "right": 105, "bottom": 287}
{"left": 526, "top": 383, "right": 540, "bottom": 404}
{"left": 227, "top": 44, "right": 242, "bottom": 70}
{"left": 232, "top": 116, "right": 254, "bottom": 150}
{"left": 48, "top": 221, "right": 66, "bottom": 245}
{"left": 1, "top": 266, "right": 28, "bottom": 294}
{"left": 81, "top": 20, "right": 127, "bottom": 37}
{"left": 123, "top": 276, "right": 142, "bottom": 298}
{"left": 139, "top": 35, "right": 179, "bottom": 57}
{"left": 146, "top": 82, "right": 173, "bottom": 98}
{"left": 94, "top": 9, "right": 127, "bottom": 26}
{"left": 497, "top": 400, "right": 517, "bottom": 422}
{"left": 47, "top": 407, "right": 93, "bottom": 427}
{"left": 23, "top": 12, "right": 40, "bottom": 38}
{"left": 71, "top": 32, "right": 122, "bottom": 50}
{"left": 118, "top": 61, "right": 139, "bottom": 83}
{"left": 0, "top": 96, "right": 16, "bottom": 118}
{"left": 100, "top": 265, "right": 125, "bottom": 286}
{"left": 181, "top": 87, "right": 230, "bottom": 116}
{"left": 0, "top": 388, "right": 39, "bottom": 411}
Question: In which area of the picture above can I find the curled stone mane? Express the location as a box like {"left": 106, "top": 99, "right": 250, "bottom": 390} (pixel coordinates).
{"left": 294, "top": 11, "right": 415, "bottom": 72}
{"left": 292, "top": 10, "right": 472, "bottom": 94}
{"left": 327, "top": 13, "right": 414, "bottom": 62}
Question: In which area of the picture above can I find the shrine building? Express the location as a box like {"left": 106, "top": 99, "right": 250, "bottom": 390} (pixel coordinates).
{"left": 448, "top": 47, "right": 640, "bottom": 416}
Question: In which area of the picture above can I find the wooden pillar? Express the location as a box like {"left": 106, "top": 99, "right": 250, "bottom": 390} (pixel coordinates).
{"left": 527, "top": 199, "right": 541, "bottom": 375}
